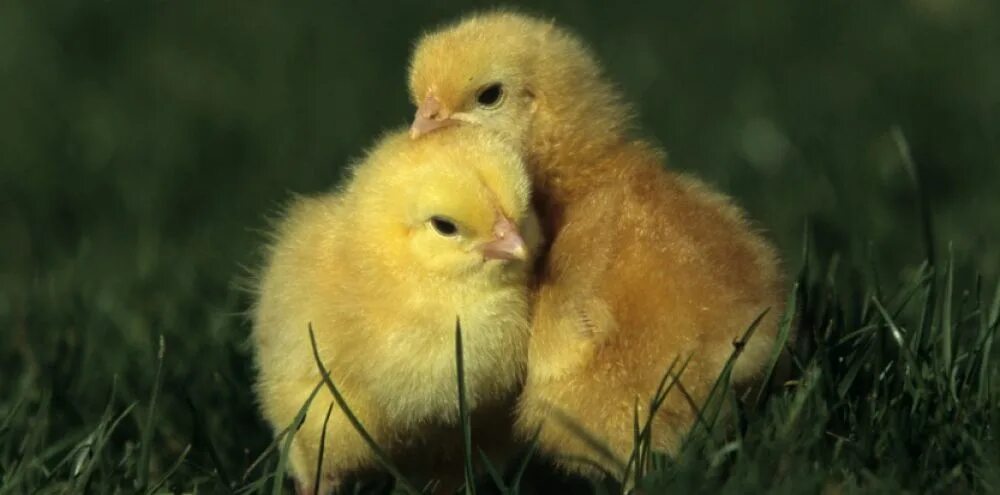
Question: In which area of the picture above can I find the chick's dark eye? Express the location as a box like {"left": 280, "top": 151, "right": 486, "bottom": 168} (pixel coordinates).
{"left": 476, "top": 83, "right": 504, "bottom": 108}
{"left": 430, "top": 216, "right": 458, "bottom": 236}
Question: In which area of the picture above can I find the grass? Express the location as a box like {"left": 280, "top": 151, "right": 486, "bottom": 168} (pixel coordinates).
{"left": 2, "top": 1, "right": 999, "bottom": 493}
{"left": 3, "top": 215, "right": 997, "bottom": 493}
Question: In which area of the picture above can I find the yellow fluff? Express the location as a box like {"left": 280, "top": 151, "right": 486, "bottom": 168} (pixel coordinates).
{"left": 409, "top": 11, "right": 787, "bottom": 481}
{"left": 252, "top": 126, "right": 541, "bottom": 493}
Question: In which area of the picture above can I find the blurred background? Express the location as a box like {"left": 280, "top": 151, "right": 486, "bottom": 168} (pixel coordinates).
{"left": 1, "top": 0, "right": 998, "bottom": 490}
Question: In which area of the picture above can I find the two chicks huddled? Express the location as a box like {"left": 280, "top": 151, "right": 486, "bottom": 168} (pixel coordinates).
{"left": 253, "top": 11, "right": 787, "bottom": 494}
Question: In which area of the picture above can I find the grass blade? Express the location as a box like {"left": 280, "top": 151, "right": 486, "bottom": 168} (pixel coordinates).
{"left": 755, "top": 284, "right": 799, "bottom": 405}
{"left": 871, "top": 295, "right": 920, "bottom": 395}
{"left": 508, "top": 430, "right": 540, "bottom": 495}
{"left": 977, "top": 279, "right": 1000, "bottom": 405}
{"left": 271, "top": 381, "right": 324, "bottom": 495}
{"left": 623, "top": 355, "right": 687, "bottom": 486}
{"left": 987, "top": 278, "right": 1000, "bottom": 336}
{"left": 778, "top": 365, "right": 821, "bottom": 439}
{"left": 313, "top": 402, "right": 335, "bottom": 495}
{"left": 455, "top": 318, "right": 477, "bottom": 495}
{"left": 631, "top": 398, "right": 642, "bottom": 483}
{"left": 701, "top": 309, "right": 769, "bottom": 430}
{"left": 892, "top": 126, "right": 935, "bottom": 264}
{"left": 186, "top": 394, "right": 235, "bottom": 492}
{"left": 307, "top": 324, "right": 420, "bottom": 494}
{"left": 942, "top": 244, "right": 955, "bottom": 373}
{"left": 74, "top": 402, "right": 138, "bottom": 493}
{"left": 145, "top": 444, "right": 191, "bottom": 495}
{"left": 137, "top": 335, "right": 165, "bottom": 492}
{"left": 477, "top": 449, "right": 507, "bottom": 493}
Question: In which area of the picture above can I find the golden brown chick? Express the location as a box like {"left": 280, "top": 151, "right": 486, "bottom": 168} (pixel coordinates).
{"left": 408, "top": 11, "right": 787, "bottom": 480}
{"left": 252, "top": 126, "right": 541, "bottom": 493}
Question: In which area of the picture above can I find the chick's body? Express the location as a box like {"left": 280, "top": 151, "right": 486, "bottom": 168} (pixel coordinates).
{"left": 253, "top": 128, "right": 540, "bottom": 492}
{"left": 409, "top": 12, "right": 787, "bottom": 479}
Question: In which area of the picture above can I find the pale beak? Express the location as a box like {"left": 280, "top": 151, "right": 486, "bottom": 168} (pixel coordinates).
{"left": 410, "top": 95, "right": 459, "bottom": 139}
{"left": 481, "top": 216, "right": 528, "bottom": 262}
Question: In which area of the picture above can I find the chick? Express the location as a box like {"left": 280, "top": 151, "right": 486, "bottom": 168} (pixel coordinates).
{"left": 408, "top": 12, "right": 787, "bottom": 480}
{"left": 252, "top": 126, "right": 541, "bottom": 493}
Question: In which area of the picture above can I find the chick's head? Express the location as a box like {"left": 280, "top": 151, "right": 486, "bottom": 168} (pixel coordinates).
{"left": 351, "top": 127, "right": 539, "bottom": 282}
{"left": 408, "top": 11, "right": 629, "bottom": 152}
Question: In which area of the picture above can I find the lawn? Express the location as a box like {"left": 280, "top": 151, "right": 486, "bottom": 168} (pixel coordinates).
{"left": 2, "top": 1, "right": 998, "bottom": 493}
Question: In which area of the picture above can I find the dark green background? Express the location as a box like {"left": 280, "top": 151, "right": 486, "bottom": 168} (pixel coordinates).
{"left": 1, "top": 0, "right": 998, "bottom": 492}
{"left": 4, "top": 1, "right": 999, "bottom": 283}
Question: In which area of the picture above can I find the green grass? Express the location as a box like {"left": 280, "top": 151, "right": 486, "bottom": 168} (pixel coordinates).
{"left": 2, "top": 1, "right": 999, "bottom": 493}
{"left": 3, "top": 219, "right": 997, "bottom": 493}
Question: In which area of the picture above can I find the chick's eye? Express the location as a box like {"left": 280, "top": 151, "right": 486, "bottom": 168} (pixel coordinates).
{"left": 430, "top": 216, "right": 458, "bottom": 236}
{"left": 476, "top": 83, "right": 504, "bottom": 108}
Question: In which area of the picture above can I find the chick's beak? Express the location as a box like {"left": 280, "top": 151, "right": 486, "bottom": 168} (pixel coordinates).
{"left": 481, "top": 216, "right": 528, "bottom": 262}
{"left": 410, "top": 95, "right": 459, "bottom": 138}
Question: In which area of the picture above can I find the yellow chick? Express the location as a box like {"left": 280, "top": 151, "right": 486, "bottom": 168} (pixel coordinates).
{"left": 408, "top": 11, "right": 787, "bottom": 480}
{"left": 252, "top": 127, "right": 541, "bottom": 493}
